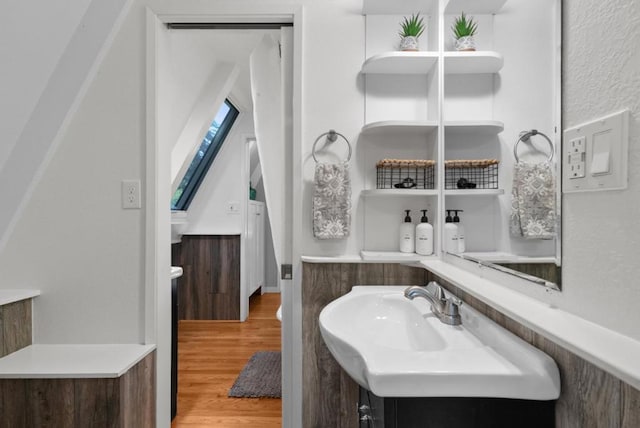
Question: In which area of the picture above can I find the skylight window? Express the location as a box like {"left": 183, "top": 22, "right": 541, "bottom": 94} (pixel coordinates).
{"left": 171, "top": 99, "right": 239, "bottom": 210}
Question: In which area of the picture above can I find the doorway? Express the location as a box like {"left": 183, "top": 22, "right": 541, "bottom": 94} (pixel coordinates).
{"left": 146, "top": 7, "right": 302, "bottom": 428}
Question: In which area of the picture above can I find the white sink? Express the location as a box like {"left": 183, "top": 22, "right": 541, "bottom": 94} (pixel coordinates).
{"left": 319, "top": 285, "right": 560, "bottom": 399}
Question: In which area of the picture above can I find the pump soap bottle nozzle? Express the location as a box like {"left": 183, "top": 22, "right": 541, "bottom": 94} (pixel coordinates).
{"left": 404, "top": 210, "right": 412, "bottom": 222}
{"left": 420, "top": 209, "right": 429, "bottom": 223}
{"left": 453, "top": 210, "right": 463, "bottom": 223}
{"left": 445, "top": 210, "right": 453, "bottom": 223}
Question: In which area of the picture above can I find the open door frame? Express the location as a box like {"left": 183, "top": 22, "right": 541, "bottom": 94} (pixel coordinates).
{"left": 145, "top": 5, "right": 303, "bottom": 427}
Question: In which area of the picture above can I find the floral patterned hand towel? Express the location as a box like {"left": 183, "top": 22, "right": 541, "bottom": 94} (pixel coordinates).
{"left": 313, "top": 162, "right": 351, "bottom": 239}
{"left": 510, "top": 161, "right": 556, "bottom": 239}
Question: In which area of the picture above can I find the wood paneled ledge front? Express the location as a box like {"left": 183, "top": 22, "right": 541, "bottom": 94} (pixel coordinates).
{"left": 0, "top": 344, "right": 156, "bottom": 428}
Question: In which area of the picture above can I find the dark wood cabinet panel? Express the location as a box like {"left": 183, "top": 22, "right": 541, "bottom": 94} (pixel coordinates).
{"left": 173, "top": 235, "right": 240, "bottom": 320}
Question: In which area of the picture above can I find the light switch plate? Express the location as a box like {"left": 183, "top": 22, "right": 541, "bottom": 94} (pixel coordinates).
{"left": 563, "top": 110, "right": 629, "bottom": 193}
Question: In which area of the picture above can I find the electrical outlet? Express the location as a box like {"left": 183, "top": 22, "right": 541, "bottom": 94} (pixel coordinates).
{"left": 568, "top": 137, "right": 586, "bottom": 179}
{"left": 122, "top": 180, "right": 141, "bottom": 209}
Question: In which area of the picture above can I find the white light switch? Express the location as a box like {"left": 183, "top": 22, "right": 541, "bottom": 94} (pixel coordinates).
{"left": 563, "top": 109, "right": 629, "bottom": 193}
{"left": 591, "top": 130, "right": 611, "bottom": 175}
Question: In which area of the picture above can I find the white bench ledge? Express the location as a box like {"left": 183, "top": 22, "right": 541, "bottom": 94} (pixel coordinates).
{"left": 0, "top": 289, "right": 40, "bottom": 306}
{"left": 419, "top": 259, "right": 640, "bottom": 391}
{"left": 0, "top": 344, "right": 156, "bottom": 379}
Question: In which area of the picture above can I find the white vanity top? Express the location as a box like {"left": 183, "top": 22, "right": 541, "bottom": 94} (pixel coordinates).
{"left": 0, "top": 289, "right": 40, "bottom": 306}
{"left": 0, "top": 344, "right": 156, "bottom": 378}
{"left": 421, "top": 259, "right": 640, "bottom": 391}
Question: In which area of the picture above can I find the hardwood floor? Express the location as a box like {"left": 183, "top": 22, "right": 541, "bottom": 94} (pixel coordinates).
{"left": 172, "top": 292, "right": 282, "bottom": 428}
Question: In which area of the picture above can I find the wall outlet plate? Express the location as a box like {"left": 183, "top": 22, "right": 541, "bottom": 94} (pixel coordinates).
{"left": 563, "top": 110, "right": 629, "bottom": 193}
{"left": 122, "top": 180, "right": 141, "bottom": 209}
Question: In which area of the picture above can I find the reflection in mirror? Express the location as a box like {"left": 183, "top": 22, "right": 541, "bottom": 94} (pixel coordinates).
{"left": 443, "top": 0, "right": 562, "bottom": 290}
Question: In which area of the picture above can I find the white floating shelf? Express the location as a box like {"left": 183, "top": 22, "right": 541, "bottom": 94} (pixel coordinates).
{"left": 362, "top": 189, "right": 439, "bottom": 197}
{"left": 444, "top": 51, "right": 503, "bottom": 74}
{"left": 444, "top": 189, "right": 505, "bottom": 196}
{"left": 363, "top": 0, "right": 438, "bottom": 15}
{"left": 362, "top": 120, "right": 438, "bottom": 136}
{"left": 444, "top": 0, "right": 508, "bottom": 15}
{"left": 360, "top": 251, "right": 438, "bottom": 262}
{"left": 444, "top": 120, "right": 505, "bottom": 135}
{"left": 362, "top": 52, "right": 439, "bottom": 75}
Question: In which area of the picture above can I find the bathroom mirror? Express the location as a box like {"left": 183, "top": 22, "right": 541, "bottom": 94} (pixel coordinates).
{"left": 443, "top": 0, "right": 562, "bottom": 290}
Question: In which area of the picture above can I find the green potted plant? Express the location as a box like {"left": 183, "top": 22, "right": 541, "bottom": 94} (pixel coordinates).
{"left": 452, "top": 12, "right": 478, "bottom": 51}
{"left": 398, "top": 13, "right": 425, "bottom": 51}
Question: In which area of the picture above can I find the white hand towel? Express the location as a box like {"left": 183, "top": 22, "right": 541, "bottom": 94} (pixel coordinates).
{"left": 313, "top": 162, "right": 351, "bottom": 239}
{"left": 510, "top": 161, "right": 556, "bottom": 239}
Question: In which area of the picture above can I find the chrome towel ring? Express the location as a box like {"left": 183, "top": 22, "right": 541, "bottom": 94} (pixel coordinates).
{"left": 312, "top": 129, "right": 352, "bottom": 163}
{"left": 513, "top": 129, "right": 554, "bottom": 163}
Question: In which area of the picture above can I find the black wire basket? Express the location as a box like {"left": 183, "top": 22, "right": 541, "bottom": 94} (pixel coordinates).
{"left": 444, "top": 159, "right": 499, "bottom": 190}
{"left": 376, "top": 159, "right": 436, "bottom": 190}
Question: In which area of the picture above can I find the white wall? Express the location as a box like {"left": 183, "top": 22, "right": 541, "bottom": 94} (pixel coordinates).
{"left": 0, "top": 0, "right": 92, "bottom": 169}
{"left": 559, "top": 0, "right": 640, "bottom": 339}
{"left": 0, "top": 0, "right": 130, "bottom": 254}
{"left": 0, "top": 1, "right": 147, "bottom": 343}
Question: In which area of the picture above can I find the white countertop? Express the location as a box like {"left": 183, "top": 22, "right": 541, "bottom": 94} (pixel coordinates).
{"left": 0, "top": 289, "right": 40, "bottom": 306}
{"left": 420, "top": 259, "right": 640, "bottom": 391}
{"left": 302, "top": 252, "right": 438, "bottom": 263}
{"left": 0, "top": 344, "right": 156, "bottom": 378}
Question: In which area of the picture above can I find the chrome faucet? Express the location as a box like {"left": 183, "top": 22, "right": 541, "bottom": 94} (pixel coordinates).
{"left": 404, "top": 282, "right": 463, "bottom": 326}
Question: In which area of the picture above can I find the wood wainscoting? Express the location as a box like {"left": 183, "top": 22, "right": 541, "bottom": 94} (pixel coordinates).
{"left": 0, "top": 351, "right": 156, "bottom": 428}
{"left": 173, "top": 235, "right": 241, "bottom": 320}
{"left": 0, "top": 299, "right": 32, "bottom": 358}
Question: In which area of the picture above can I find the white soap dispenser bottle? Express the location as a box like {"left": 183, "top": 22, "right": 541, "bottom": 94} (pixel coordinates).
{"left": 444, "top": 210, "right": 459, "bottom": 254}
{"left": 399, "top": 210, "right": 415, "bottom": 253}
{"left": 453, "top": 210, "right": 465, "bottom": 253}
{"left": 415, "top": 209, "right": 433, "bottom": 256}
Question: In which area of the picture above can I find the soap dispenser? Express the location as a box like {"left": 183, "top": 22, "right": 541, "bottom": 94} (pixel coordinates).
{"left": 444, "top": 210, "right": 459, "bottom": 254}
{"left": 453, "top": 210, "right": 465, "bottom": 253}
{"left": 415, "top": 209, "right": 433, "bottom": 256}
{"left": 399, "top": 210, "right": 415, "bottom": 253}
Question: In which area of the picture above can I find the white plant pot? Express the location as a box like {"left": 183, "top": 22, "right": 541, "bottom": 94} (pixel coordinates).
{"left": 400, "top": 36, "right": 419, "bottom": 51}
{"left": 454, "top": 36, "right": 476, "bottom": 51}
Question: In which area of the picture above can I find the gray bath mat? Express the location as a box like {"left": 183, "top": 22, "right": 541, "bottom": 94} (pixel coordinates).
{"left": 228, "top": 351, "right": 281, "bottom": 398}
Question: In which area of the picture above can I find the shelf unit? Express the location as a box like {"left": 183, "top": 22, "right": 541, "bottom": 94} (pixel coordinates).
{"left": 360, "top": 0, "right": 509, "bottom": 257}
{"left": 360, "top": 251, "right": 438, "bottom": 262}
{"left": 357, "top": 0, "right": 559, "bottom": 284}
{"left": 444, "top": 120, "right": 504, "bottom": 135}
{"left": 444, "top": 189, "right": 505, "bottom": 196}
{"left": 361, "top": 120, "right": 438, "bottom": 136}
{"left": 361, "top": 52, "right": 439, "bottom": 74}
{"left": 443, "top": 51, "right": 504, "bottom": 74}
{"left": 444, "top": 0, "right": 508, "bottom": 14}
{"left": 362, "top": 189, "right": 439, "bottom": 197}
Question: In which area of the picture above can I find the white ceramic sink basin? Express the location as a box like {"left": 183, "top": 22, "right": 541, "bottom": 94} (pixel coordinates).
{"left": 319, "top": 285, "right": 560, "bottom": 399}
